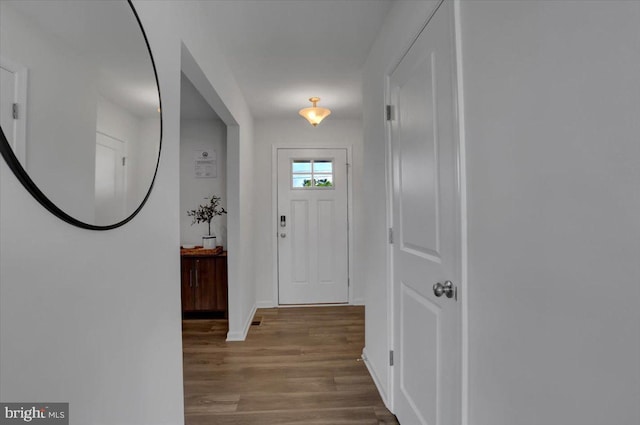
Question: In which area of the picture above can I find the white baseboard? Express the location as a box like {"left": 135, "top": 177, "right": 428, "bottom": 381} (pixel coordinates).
{"left": 362, "top": 347, "right": 392, "bottom": 411}
{"left": 256, "top": 300, "right": 275, "bottom": 308}
{"left": 226, "top": 303, "right": 257, "bottom": 341}
{"left": 277, "top": 303, "right": 350, "bottom": 308}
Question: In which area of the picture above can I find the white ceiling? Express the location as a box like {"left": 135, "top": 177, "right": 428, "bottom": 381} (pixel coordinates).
{"left": 7, "top": 0, "right": 393, "bottom": 122}
{"left": 200, "top": 0, "right": 394, "bottom": 120}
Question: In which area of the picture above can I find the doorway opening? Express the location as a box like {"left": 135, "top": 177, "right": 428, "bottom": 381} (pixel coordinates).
{"left": 179, "top": 71, "right": 228, "bottom": 323}
{"left": 179, "top": 43, "right": 241, "bottom": 339}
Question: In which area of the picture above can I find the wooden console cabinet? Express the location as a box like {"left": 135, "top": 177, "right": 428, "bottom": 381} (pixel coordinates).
{"left": 180, "top": 251, "right": 227, "bottom": 315}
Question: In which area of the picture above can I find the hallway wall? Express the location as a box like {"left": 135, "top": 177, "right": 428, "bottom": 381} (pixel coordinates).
{"left": 180, "top": 118, "right": 228, "bottom": 248}
{"left": 460, "top": 1, "right": 640, "bottom": 424}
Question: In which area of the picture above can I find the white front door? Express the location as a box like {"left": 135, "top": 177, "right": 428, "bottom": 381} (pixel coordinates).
{"left": 277, "top": 148, "right": 349, "bottom": 304}
{"left": 390, "top": 1, "right": 462, "bottom": 424}
{"left": 95, "top": 132, "right": 126, "bottom": 225}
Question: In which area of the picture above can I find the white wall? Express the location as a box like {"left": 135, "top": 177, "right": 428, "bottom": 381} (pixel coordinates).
{"left": 1, "top": 2, "right": 97, "bottom": 223}
{"left": 253, "top": 118, "right": 364, "bottom": 307}
{"left": 361, "top": 0, "right": 441, "bottom": 405}
{"left": 97, "top": 96, "right": 140, "bottom": 150}
{"left": 0, "top": 1, "right": 256, "bottom": 424}
{"left": 180, "top": 118, "right": 227, "bottom": 247}
{"left": 460, "top": 1, "right": 640, "bottom": 424}
{"left": 135, "top": 117, "right": 162, "bottom": 205}
{"left": 96, "top": 95, "right": 161, "bottom": 220}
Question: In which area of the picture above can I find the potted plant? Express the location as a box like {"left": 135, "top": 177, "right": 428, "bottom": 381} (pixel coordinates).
{"left": 187, "top": 195, "right": 227, "bottom": 249}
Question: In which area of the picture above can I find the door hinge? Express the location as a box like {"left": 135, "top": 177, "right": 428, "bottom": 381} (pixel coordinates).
{"left": 12, "top": 103, "right": 18, "bottom": 119}
{"left": 388, "top": 227, "right": 394, "bottom": 244}
{"left": 386, "top": 104, "right": 393, "bottom": 121}
{"left": 122, "top": 157, "right": 126, "bottom": 166}
{"left": 389, "top": 350, "right": 394, "bottom": 366}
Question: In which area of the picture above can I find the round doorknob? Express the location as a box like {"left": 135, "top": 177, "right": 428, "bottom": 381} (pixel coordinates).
{"left": 433, "top": 281, "right": 455, "bottom": 298}
{"left": 280, "top": 233, "right": 286, "bottom": 238}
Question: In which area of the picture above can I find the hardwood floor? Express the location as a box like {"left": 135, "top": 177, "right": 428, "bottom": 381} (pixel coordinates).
{"left": 182, "top": 305, "right": 399, "bottom": 425}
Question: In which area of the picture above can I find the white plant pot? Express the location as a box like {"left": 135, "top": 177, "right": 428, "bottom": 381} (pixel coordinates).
{"left": 202, "top": 236, "right": 216, "bottom": 249}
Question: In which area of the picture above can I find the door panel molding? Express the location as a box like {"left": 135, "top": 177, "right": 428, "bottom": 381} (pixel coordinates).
{"left": 400, "top": 281, "right": 440, "bottom": 425}
{"left": 291, "top": 199, "right": 310, "bottom": 283}
{"left": 397, "top": 52, "right": 442, "bottom": 259}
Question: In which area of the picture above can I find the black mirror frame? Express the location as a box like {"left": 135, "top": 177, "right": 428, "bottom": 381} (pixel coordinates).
{"left": 0, "top": 0, "right": 162, "bottom": 231}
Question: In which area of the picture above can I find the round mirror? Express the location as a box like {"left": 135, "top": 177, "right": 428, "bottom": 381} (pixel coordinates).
{"left": 0, "top": 0, "right": 161, "bottom": 229}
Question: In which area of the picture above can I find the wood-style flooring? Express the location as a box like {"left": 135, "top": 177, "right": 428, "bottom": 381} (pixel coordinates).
{"left": 182, "top": 306, "right": 399, "bottom": 424}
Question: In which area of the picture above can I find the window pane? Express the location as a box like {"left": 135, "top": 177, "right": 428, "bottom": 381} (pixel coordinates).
{"left": 313, "top": 160, "right": 333, "bottom": 173}
{"left": 292, "top": 160, "right": 312, "bottom": 173}
{"left": 292, "top": 175, "right": 313, "bottom": 188}
{"left": 314, "top": 175, "right": 333, "bottom": 187}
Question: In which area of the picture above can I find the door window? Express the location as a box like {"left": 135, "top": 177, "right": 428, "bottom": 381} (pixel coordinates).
{"left": 291, "top": 159, "right": 334, "bottom": 189}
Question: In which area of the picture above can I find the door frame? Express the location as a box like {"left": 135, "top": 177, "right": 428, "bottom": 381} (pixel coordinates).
{"left": 383, "top": 0, "right": 469, "bottom": 421}
{"left": 0, "top": 56, "right": 28, "bottom": 167}
{"left": 95, "top": 130, "right": 128, "bottom": 220}
{"left": 271, "top": 145, "right": 354, "bottom": 306}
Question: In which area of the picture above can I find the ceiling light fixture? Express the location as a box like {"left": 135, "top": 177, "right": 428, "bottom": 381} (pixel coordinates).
{"left": 298, "top": 97, "right": 331, "bottom": 127}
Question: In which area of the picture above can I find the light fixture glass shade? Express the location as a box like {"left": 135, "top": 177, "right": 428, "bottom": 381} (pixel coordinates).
{"left": 299, "top": 97, "right": 331, "bottom": 127}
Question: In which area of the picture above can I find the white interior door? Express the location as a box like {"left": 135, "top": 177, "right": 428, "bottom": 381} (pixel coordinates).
{"left": 0, "top": 66, "right": 15, "bottom": 146}
{"left": 390, "top": 1, "right": 462, "bottom": 424}
{"left": 95, "top": 132, "right": 126, "bottom": 225}
{"left": 1, "top": 61, "right": 27, "bottom": 166}
{"left": 277, "top": 148, "right": 349, "bottom": 304}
